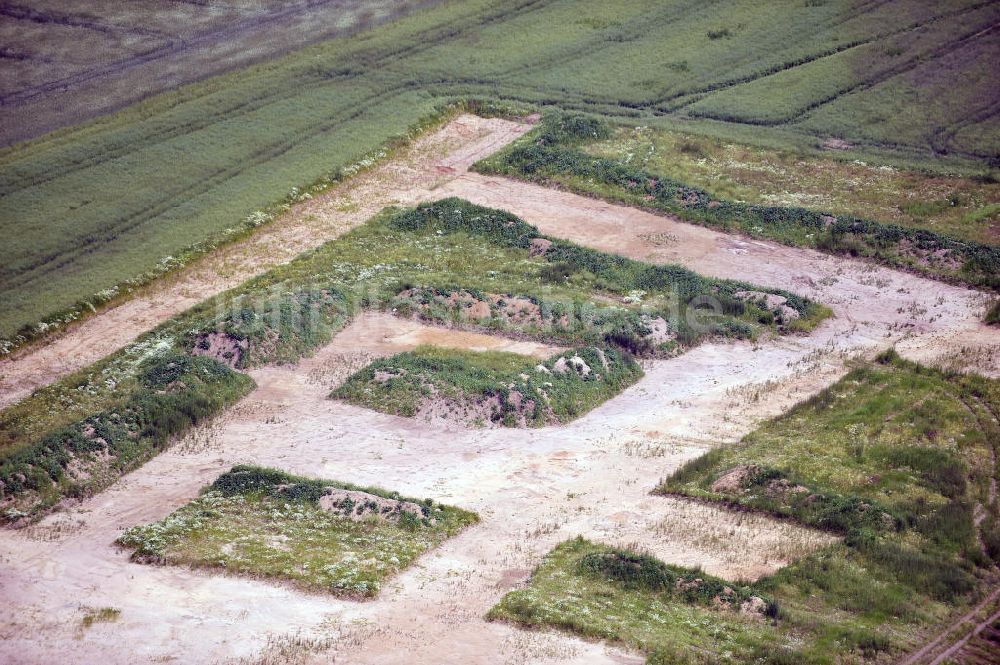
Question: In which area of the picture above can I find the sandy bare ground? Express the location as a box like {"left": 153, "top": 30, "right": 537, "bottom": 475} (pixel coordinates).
{"left": 1, "top": 126, "right": 999, "bottom": 664}
{"left": 0, "top": 114, "right": 531, "bottom": 410}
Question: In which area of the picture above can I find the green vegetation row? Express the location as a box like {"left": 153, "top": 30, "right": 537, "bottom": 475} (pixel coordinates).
{"left": 0, "top": 199, "right": 824, "bottom": 522}
{"left": 583, "top": 125, "right": 1000, "bottom": 247}
{"left": 0, "top": 353, "right": 252, "bottom": 521}
{"left": 333, "top": 344, "right": 642, "bottom": 427}
{"left": 117, "top": 465, "right": 478, "bottom": 597}
{"left": 661, "top": 351, "right": 1000, "bottom": 560}
{"left": 490, "top": 538, "right": 786, "bottom": 664}
{"left": 493, "top": 352, "right": 1000, "bottom": 663}
{"left": 3, "top": 0, "right": 996, "bottom": 347}
{"left": 475, "top": 114, "right": 1000, "bottom": 291}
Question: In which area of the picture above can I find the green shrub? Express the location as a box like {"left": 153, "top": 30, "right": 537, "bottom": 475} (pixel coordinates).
{"left": 986, "top": 300, "right": 1000, "bottom": 325}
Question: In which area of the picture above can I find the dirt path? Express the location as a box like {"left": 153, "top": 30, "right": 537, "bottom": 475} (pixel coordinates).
{"left": 0, "top": 114, "right": 532, "bottom": 410}
{"left": 2, "top": 127, "right": 999, "bottom": 664}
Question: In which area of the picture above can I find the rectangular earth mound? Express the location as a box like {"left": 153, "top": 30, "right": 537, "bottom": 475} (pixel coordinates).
{"left": 116, "top": 465, "right": 478, "bottom": 598}
{"left": 488, "top": 538, "right": 780, "bottom": 663}
{"left": 332, "top": 344, "right": 642, "bottom": 427}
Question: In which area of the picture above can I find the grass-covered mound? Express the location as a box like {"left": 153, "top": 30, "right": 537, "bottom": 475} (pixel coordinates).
{"left": 476, "top": 114, "right": 1000, "bottom": 291}
{"left": 0, "top": 352, "right": 253, "bottom": 522}
{"left": 489, "top": 539, "right": 785, "bottom": 664}
{"left": 490, "top": 353, "right": 1000, "bottom": 663}
{"left": 0, "top": 199, "right": 824, "bottom": 522}
{"left": 660, "top": 350, "right": 1000, "bottom": 563}
{"left": 117, "top": 465, "right": 478, "bottom": 598}
{"left": 333, "top": 344, "right": 641, "bottom": 427}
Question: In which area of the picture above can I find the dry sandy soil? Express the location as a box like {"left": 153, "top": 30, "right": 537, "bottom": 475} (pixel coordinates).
{"left": 0, "top": 114, "right": 998, "bottom": 664}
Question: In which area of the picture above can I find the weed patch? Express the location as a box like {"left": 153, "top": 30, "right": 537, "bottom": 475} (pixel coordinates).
{"left": 117, "top": 466, "right": 477, "bottom": 598}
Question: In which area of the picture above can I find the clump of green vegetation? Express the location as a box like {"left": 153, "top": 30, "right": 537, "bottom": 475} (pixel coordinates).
{"left": 491, "top": 352, "right": 1000, "bottom": 663}
{"left": 0, "top": 352, "right": 253, "bottom": 522}
{"left": 986, "top": 299, "right": 1000, "bottom": 325}
{"left": 477, "top": 114, "right": 1000, "bottom": 290}
{"left": 80, "top": 607, "right": 121, "bottom": 629}
{"left": 117, "top": 465, "right": 478, "bottom": 598}
{"left": 1, "top": 199, "right": 823, "bottom": 522}
{"left": 333, "top": 344, "right": 641, "bottom": 427}
{"left": 185, "top": 285, "right": 350, "bottom": 369}
{"left": 661, "top": 351, "right": 998, "bottom": 557}
{"left": 489, "top": 538, "right": 784, "bottom": 663}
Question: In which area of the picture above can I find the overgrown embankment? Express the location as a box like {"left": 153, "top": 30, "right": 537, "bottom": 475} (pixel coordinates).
{"left": 117, "top": 465, "right": 478, "bottom": 598}
{"left": 475, "top": 115, "right": 1000, "bottom": 291}
{"left": 334, "top": 344, "right": 642, "bottom": 427}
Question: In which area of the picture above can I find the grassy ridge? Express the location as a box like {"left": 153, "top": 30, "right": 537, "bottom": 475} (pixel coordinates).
{"left": 117, "top": 465, "right": 478, "bottom": 598}
{"left": 585, "top": 126, "right": 1000, "bottom": 246}
{"left": 0, "top": 352, "right": 253, "bottom": 521}
{"left": 660, "top": 349, "right": 1000, "bottom": 569}
{"left": 0, "top": 199, "right": 824, "bottom": 521}
{"left": 476, "top": 114, "right": 1000, "bottom": 290}
{"left": 3, "top": 0, "right": 998, "bottom": 345}
{"left": 491, "top": 353, "right": 1000, "bottom": 663}
{"left": 333, "top": 344, "right": 642, "bottom": 427}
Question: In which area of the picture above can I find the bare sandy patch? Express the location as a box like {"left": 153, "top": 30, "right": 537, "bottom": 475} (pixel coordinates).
{"left": 383, "top": 322, "right": 564, "bottom": 359}
{"left": 0, "top": 318, "right": 853, "bottom": 664}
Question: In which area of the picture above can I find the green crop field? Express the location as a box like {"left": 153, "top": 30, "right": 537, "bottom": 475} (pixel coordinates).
{"left": 2, "top": 0, "right": 998, "bottom": 350}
